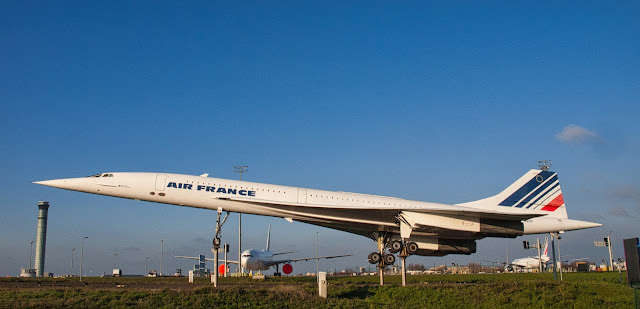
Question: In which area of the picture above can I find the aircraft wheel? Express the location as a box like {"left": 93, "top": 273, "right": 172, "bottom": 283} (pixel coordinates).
{"left": 388, "top": 240, "right": 402, "bottom": 254}
{"left": 384, "top": 254, "right": 395, "bottom": 265}
{"left": 368, "top": 252, "right": 381, "bottom": 264}
{"left": 406, "top": 242, "right": 419, "bottom": 255}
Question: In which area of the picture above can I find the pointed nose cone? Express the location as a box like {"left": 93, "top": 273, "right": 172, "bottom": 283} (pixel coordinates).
{"left": 33, "top": 178, "right": 91, "bottom": 192}
{"left": 33, "top": 179, "right": 63, "bottom": 188}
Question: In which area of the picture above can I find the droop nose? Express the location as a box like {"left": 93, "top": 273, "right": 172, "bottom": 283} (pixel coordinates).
{"left": 33, "top": 178, "right": 91, "bottom": 192}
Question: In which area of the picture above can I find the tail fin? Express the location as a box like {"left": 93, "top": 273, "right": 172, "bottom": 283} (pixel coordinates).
{"left": 459, "top": 169, "right": 568, "bottom": 218}
{"left": 542, "top": 237, "right": 549, "bottom": 257}
{"left": 266, "top": 225, "right": 271, "bottom": 251}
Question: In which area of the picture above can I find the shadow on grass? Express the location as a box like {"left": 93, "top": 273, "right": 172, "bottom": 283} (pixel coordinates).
{"left": 334, "top": 286, "right": 376, "bottom": 299}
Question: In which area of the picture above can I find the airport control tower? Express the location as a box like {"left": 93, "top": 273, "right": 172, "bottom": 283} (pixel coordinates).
{"left": 34, "top": 201, "right": 49, "bottom": 277}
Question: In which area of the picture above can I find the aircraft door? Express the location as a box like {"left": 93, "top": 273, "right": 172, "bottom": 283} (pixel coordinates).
{"left": 155, "top": 174, "right": 167, "bottom": 191}
{"left": 297, "top": 189, "right": 307, "bottom": 204}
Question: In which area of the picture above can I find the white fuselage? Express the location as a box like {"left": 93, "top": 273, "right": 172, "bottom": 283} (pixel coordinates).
{"left": 241, "top": 249, "right": 274, "bottom": 271}
{"left": 511, "top": 256, "right": 550, "bottom": 269}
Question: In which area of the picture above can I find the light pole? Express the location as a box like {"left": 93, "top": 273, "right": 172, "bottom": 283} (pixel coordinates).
{"left": 606, "top": 235, "right": 614, "bottom": 272}
{"left": 234, "top": 165, "right": 248, "bottom": 180}
{"left": 536, "top": 238, "right": 543, "bottom": 273}
{"left": 234, "top": 165, "right": 248, "bottom": 274}
{"left": 550, "top": 233, "right": 563, "bottom": 281}
{"left": 80, "top": 236, "right": 88, "bottom": 282}
{"left": 145, "top": 256, "right": 149, "bottom": 275}
{"left": 113, "top": 252, "right": 118, "bottom": 270}
{"left": 316, "top": 232, "right": 319, "bottom": 277}
{"left": 70, "top": 248, "right": 75, "bottom": 277}
{"left": 238, "top": 213, "right": 242, "bottom": 274}
{"left": 29, "top": 240, "right": 35, "bottom": 270}
{"left": 224, "top": 243, "right": 228, "bottom": 278}
{"left": 557, "top": 235, "right": 563, "bottom": 280}
{"left": 160, "top": 239, "right": 164, "bottom": 277}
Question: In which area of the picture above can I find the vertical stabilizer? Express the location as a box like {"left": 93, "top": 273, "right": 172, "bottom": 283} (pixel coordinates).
{"left": 458, "top": 169, "right": 568, "bottom": 219}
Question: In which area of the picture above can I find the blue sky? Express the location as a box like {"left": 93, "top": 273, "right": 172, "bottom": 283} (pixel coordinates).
{"left": 1, "top": 1, "right": 639, "bottom": 276}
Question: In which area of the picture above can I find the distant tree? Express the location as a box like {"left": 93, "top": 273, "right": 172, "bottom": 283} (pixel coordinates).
{"left": 407, "top": 264, "right": 426, "bottom": 271}
{"left": 468, "top": 263, "right": 482, "bottom": 274}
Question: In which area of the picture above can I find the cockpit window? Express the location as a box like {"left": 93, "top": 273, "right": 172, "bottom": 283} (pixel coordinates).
{"left": 87, "top": 173, "right": 114, "bottom": 178}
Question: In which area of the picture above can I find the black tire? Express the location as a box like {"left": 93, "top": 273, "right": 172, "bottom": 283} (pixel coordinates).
{"left": 384, "top": 254, "right": 395, "bottom": 265}
{"left": 388, "top": 240, "right": 402, "bottom": 254}
{"left": 368, "top": 252, "right": 381, "bottom": 264}
{"left": 406, "top": 242, "right": 419, "bottom": 255}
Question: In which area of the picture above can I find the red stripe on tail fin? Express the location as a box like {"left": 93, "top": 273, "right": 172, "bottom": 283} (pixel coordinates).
{"left": 541, "top": 194, "right": 564, "bottom": 211}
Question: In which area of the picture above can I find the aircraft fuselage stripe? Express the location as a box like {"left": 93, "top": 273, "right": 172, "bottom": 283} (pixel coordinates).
{"left": 499, "top": 171, "right": 555, "bottom": 207}
{"left": 525, "top": 182, "right": 560, "bottom": 209}
{"left": 513, "top": 175, "right": 558, "bottom": 208}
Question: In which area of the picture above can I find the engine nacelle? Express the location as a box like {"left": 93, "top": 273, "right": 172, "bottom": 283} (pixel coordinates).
{"left": 399, "top": 211, "right": 523, "bottom": 238}
{"left": 479, "top": 218, "right": 523, "bottom": 238}
{"left": 408, "top": 236, "right": 477, "bottom": 256}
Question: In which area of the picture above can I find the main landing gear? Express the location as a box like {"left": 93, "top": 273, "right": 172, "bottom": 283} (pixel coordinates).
{"left": 367, "top": 240, "right": 418, "bottom": 264}
{"left": 367, "top": 235, "right": 418, "bottom": 286}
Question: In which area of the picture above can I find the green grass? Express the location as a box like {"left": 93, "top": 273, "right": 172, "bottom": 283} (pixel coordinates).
{"left": 0, "top": 272, "right": 635, "bottom": 308}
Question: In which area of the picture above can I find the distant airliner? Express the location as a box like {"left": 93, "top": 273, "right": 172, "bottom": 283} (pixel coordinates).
{"left": 35, "top": 168, "right": 601, "bottom": 266}
{"left": 507, "top": 237, "right": 550, "bottom": 272}
{"left": 174, "top": 226, "right": 354, "bottom": 275}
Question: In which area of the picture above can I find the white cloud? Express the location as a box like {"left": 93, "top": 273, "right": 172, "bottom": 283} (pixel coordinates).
{"left": 608, "top": 206, "right": 632, "bottom": 217}
{"left": 555, "top": 124, "right": 602, "bottom": 145}
{"left": 122, "top": 245, "right": 141, "bottom": 252}
{"left": 610, "top": 186, "right": 640, "bottom": 216}
{"left": 611, "top": 186, "right": 640, "bottom": 201}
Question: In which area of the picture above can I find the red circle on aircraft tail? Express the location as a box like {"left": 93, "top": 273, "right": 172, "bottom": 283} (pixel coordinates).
{"left": 218, "top": 264, "right": 226, "bottom": 274}
{"left": 282, "top": 264, "right": 293, "bottom": 274}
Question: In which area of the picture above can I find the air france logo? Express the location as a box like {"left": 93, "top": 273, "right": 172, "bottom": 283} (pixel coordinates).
{"left": 167, "top": 182, "right": 256, "bottom": 197}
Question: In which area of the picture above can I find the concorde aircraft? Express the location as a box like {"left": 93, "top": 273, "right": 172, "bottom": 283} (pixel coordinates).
{"left": 34, "top": 168, "right": 601, "bottom": 266}
{"left": 174, "top": 226, "right": 355, "bottom": 276}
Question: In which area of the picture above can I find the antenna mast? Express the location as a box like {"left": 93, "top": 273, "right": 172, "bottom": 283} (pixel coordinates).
{"left": 233, "top": 165, "right": 248, "bottom": 275}
{"left": 538, "top": 160, "right": 552, "bottom": 171}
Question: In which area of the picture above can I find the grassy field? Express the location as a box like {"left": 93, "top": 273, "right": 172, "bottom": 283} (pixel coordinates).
{"left": 0, "top": 272, "right": 635, "bottom": 308}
